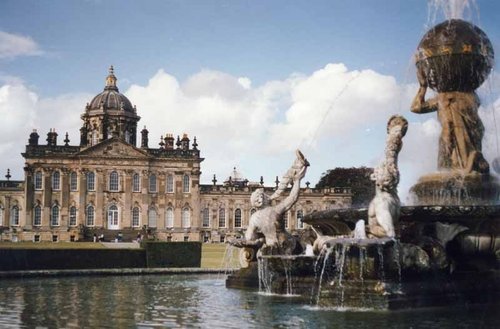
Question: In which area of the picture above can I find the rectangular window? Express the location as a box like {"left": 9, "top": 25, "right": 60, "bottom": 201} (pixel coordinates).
{"left": 234, "top": 209, "right": 242, "bottom": 228}
{"left": 70, "top": 172, "right": 78, "bottom": 191}
{"left": 149, "top": 174, "right": 157, "bottom": 193}
{"left": 52, "top": 171, "right": 61, "bottom": 190}
{"left": 166, "top": 175, "right": 174, "bottom": 193}
{"left": 218, "top": 209, "right": 226, "bottom": 228}
{"left": 34, "top": 235, "right": 40, "bottom": 242}
{"left": 69, "top": 207, "right": 77, "bottom": 226}
{"left": 202, "top": 208, "right": 210, "bottom": 228}
{"left": 133, "top": 174, "right": 140, "bottom": 192}
{"left": 51, "top": 207, "right": 60, "bottom": 226}
{"left": 86, "top": 206, "right": 95, "bottom": 226}
{"left": 34, "top": 171, "right": 43, "bottom": 190}
{"left": 33, "top": 206, "right": 42, "bottom": 226}
{"left": 165, "top": 208, "right": 174, "bottom": 228}
{"left": 87, "top": 172, "right": 95, "bottom": 191}
{"left": 148, "top": 209, "right": 157, "bottom": 228}
{"left": 183, "top": 174, "right": 190, "bottom": 193}
{"left": 109, "top": 171, "right": 119, "bottom": 191}
{"left": 132, "top": 207, "right": 140, "bottom": 227}
{"left": 283, "top": 211, "right": 289, "bottom": 229}
{"left": 10, "top": 207, "right": 19, "bottom": 226}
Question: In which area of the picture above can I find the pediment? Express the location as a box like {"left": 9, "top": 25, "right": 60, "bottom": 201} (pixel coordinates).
{"left": 77, "top": 138, "right": 150, "bottom": 159}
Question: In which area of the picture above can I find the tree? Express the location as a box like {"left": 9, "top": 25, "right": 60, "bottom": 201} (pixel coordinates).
{"left": 315, "top": 167, "right": 374, "bottom": 207}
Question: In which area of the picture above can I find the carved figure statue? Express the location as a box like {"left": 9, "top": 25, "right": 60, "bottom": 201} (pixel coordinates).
{"left": 230, "top": 150, "right": 309, "bottom": 257}
{"left": 411, "top": 71, "right": 489, "bottom": 174}
{"left": 368, "top": 115, "right": 408, "bottom": 238}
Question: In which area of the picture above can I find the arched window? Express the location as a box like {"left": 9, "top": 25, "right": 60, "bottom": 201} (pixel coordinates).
{"left": 10, "top": 206, "right": 19, "bottom": 226}
{"left": 70, "top": 171, "right": 78, "bottom": 191}
{"left": 218, "top": 208, "right": 226, "bottom": 228}
{"left": 234, "top": 208, "right": 242, "bottom": 228}
{"left": 52, "top": 171, "right": 60, "bottom": 190}
{"left": 69, "top": 206, "right": 77, "bottom": 226}
{"left": 87, "top": 172, "right": 95, "bottom": 191}
{"left": 202, "top": 208, "right": 210, "bottom": 228}
{"left": 51, "top": 205, "right": 60, "bottom": 226}
{"left": 283, "top": 211, "right": 289, "bottom": 229}
{"left": 182, "top": 207, "right": 190, "bottom": 228}
{"left": 109, "top": 171, "right": 119, "bottom": 191}
{"left": 91, "top": 130, "right": 98, "bottom": 146}
{"left": 132, "top": 173, "right": 140, "bottom": 192}
{"left": 297, "top": 210, "right": 304, "bottom": 229}
{"left": 125, "top": 130, "right": 131, "bottom": 143}
{"left": 0, "top": 205, "right": 4, "bottom": 226}
{"left": 166, "top": 174, "right": 174, "bottom": 193}
{"left": 86, "top": 205, "right": 95, "bottom": 226}
{"left": 149, "top": 174, "right": 157, "bottom": 193}
{"left": 148, "top": 208, "right": 157, "bottom": 227}
{"left": 108, "top": 205, "right": 119, "bottom": 228}
{"left": 132, "top": 207, "right": 140, "bottom": 227}
{"left": 165, "top": 207, "right": 174, "bottom": 228}
{"left": 34, "top": 171, "right": 43, "bottom": 190}
{"left": 183, "top": 174, "right": 190, "bottom": 193}
{"left": 33, "top": 205, "right": 42, "bottom": 226}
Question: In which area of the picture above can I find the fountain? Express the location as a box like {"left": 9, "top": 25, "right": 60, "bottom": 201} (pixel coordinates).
{"left": 226, "top": 13, "right": 499, "bottom": 310}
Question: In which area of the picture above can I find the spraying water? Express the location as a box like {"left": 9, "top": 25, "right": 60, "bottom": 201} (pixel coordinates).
{"left": 428, "top": 0, "right": 478, "bottom": 22}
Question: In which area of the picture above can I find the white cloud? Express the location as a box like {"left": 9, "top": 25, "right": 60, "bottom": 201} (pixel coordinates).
{"left": 124, "top": 64, "right": 427, "bottom": 189}
{"left": 0, "top": 80, "right": 90, "bottom": 178}
{"left": 3, "top": 64, "right": 500, "bottom": 205}
{"left": 0, "top": 31, "right": 43, "bottom": 59}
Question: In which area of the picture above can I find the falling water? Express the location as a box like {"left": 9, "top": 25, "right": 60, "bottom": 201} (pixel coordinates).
{"left": 428, "top": 0, "right": 478, "bottom": 22}
{"left": 314, "top": 247, "right": 333, "bottom": 305}
{"left": 335, "top": 244, "right": 350, "bottom": 307}
{"left": 281, "top": 258, "right": 294, "bottom": 296}
{"left": 377, "top": 244, "right": 385, "bottom": 283}
{"left": 258, "top": 257, "right": 273, "bottom": 294}
{"left": 392, "top": 240, "right": 403, "bottom": 294}
{"left": 217, "top": 244, "right": 238, "bottom": 280}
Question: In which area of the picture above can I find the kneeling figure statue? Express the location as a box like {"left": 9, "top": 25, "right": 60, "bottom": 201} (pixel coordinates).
{"left": 230, "top": 150, "right": 309, "bottom": 266}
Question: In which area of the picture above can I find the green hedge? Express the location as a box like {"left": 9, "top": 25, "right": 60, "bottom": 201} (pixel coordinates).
{"left": 143, "top": 242, "right": 202, "bottom": 268}
{"left": 0, "top": 242, "right": 202, "bottom": 271}
{"left": 0, "top": 249, "right": 145, "bottom": 271}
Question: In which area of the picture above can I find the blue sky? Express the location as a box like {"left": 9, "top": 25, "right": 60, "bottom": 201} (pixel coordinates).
{"left": 1, "top": 0, "right": 500, "bottom": 201}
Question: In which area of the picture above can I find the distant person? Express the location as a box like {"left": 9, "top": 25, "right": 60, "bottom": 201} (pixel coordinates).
{"left": 93, "top": 234, "right": 97, "bottom": 243}
{"left": 136, "top": 233, "right": 142, "bottom": 243}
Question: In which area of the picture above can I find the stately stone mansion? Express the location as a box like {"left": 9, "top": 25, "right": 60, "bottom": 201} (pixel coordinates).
{"left": 0, "top": 67, "right": 351, "bottom": 243}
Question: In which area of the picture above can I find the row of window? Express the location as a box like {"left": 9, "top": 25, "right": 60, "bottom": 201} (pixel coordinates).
{"left": 200, "top": 208, "right": 305, "bottom": 229}
{"left": 2, "top": 205, "right": 192, "bottom": 228}
{"left": 34, "top": 171, "right": 191, "bottom": 193}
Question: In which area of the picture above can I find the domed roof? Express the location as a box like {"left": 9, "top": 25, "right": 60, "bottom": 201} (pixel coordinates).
{"left": 87, "top": 66, "right": 135, "bottom": 113}
{"left": 226, "top": 167, "right": 246, "bottom": 182}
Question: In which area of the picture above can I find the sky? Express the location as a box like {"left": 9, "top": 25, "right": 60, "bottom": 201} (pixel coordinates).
{"left": 1, "top": 0, "right": 500, "bottom": 202}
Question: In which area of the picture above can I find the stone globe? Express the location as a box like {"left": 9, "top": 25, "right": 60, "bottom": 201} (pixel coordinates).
{"left": 415, "top": 19, "right": 494, "bottom": 92}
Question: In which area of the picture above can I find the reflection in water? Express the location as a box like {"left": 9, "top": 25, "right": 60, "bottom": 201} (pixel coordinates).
{"left": 0, "top": 274, "right": 497, "bottom": 328}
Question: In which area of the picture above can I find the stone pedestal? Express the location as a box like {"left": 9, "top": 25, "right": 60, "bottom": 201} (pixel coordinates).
{"left": 409, "top": 172, "right": 500, "bottom": 206}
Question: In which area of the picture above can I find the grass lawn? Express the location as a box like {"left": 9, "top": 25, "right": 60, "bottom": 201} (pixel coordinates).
{"left": 201, "top": 243, "right": 240, "bottom": 269}
{"left": 0, "top": 241, "right": 241, "bottom": 269}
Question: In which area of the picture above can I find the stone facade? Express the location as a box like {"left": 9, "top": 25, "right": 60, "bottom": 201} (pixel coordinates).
{"left": 0, "top": 67, "right": 351, "bottom": 243}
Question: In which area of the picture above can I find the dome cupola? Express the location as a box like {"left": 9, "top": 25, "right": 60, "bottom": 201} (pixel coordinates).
{"left": 80, "top": 66, "right": 140, "bottom": 147}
